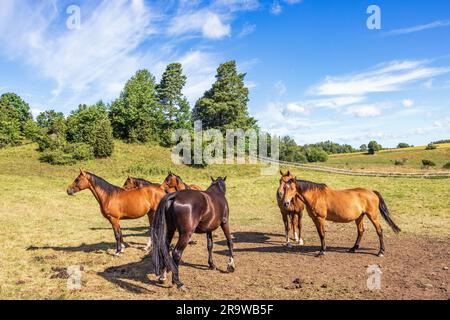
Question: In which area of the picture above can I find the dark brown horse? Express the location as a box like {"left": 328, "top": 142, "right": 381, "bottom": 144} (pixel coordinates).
{"left": 283, "top": 177, "right": 401, "bottom": 257}
{"left": 67, "top": 170, "right": 166, "bottom": 255}
{"left": 277, "top": 170, "right": 304, "bottom": 247}
{"left": 122, "top": 176, "right": 159, "bottom": 190}
{"left": 160, "top": 172, "right": 202, "bottom": 193}
{"left": 151, "top": 177, "right": 234, "bottom": 290}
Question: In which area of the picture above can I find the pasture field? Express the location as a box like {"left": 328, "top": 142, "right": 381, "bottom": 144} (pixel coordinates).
{"left": 323, "top": 144, "right": 450, "bottom": 173}
{"left": 0, "top": 142, "right": 449, "bottom": 299}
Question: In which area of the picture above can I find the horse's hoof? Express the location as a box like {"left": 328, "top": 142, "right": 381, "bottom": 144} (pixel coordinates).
{"left": 208, "top": 265, "right": 216, "bottom": 270}
{"left": 178, "top": 285, "right": 187, "bottom": 292}
{"left": 227, "top": 265, "right": 235, "bottom": 273}
{"left": 157, "top": 277, "right": 166, "bottom": 284}
{"left": 121, "top": 243, "right": 126, "bottom": 249}
{"left": 285, "top": 242, "right": 293, "bottom": 248}
{"left": 298, "top": 238, "right": 304, "bottom": 246}
{"left": 377, "top": 252, "right": 384, "bottom": 257}
{"left": 348, "top": 248, "right": 356, "bottom": 253}
{"left": 316, "top": 251, "right": 325, "bottom": 257}
{"left": 114, "top": 252, "right": 121, "bottom": 257}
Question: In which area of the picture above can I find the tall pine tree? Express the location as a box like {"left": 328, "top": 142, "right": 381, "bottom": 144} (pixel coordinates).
{"left": 193, "top": 61, "right": 256, "bottom": 131}
{"left": 157, "top": 63, "right": 192, "bottom": 145}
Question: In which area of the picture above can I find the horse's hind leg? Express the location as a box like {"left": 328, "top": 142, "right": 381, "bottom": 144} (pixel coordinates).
{"left": 158, "top": 223, "right": 176, "bottom": 283}
{"left": 206, "top": 232, "right": 216, "bottom": 270}
{"left": 349, "top": 215, "right": 365, "bottom": 253}
{"left": 172, "top": 232, "right": 191, "bottom": 290}
{"left": 366, "top": 213, "right": 385, "bottom": 257}
{"left": 221, "top": 222, "right": 235, "bottom": 272}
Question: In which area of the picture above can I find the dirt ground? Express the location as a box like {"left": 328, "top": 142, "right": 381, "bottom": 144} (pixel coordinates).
{"left": 31, "top": 221, "right": 449, "bottom": 300}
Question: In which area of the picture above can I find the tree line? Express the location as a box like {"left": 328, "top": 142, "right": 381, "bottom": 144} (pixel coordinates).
{"left": 1, "top": 60, "right": 444, "bottom": 165}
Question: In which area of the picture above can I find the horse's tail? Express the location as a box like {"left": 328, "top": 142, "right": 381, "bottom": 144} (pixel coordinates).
{"left": 151, "top": 193, "right": 177, "bottom": 276}
{"left": 374, "top": 191, "right": 401, "bottom": 234}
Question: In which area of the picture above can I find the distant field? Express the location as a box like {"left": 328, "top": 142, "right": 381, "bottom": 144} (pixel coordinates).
{"left": 324, "top": 143, "right": 450, "bottom": 172}
{"left": 0, "top": 142, "right": 449, "bottom": 299}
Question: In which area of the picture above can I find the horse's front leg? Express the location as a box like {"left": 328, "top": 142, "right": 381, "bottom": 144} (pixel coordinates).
{"left": 313, "top": 216, "right": 326, "bottom": 256}
{"left": 282, "top": 212, "right": 291, "bottom": 247}
{"left": 297, "top": 213, "right": 304, "bottom": 245}
{"left": 110, "top": 217, "right": 123, "bottom": 256}
{"left": 221, "top": 222, "right": 235, "bottom": 272}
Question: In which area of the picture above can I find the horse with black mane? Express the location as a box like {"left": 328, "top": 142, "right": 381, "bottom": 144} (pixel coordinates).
{"left": 67, "top": 170, "right": 166, "bottom": 255}
{"left": 151, "top": 176, "right": 234, "bottom": 290}
{"left": 283, "top": 177, "right": 401, "bottom": 257}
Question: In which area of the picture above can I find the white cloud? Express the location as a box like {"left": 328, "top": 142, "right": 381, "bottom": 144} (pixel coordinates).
{"left": 286, "top": 102, "right": 309, "bottom": 115}
{"left": 307, "top": 96, "right": 366, "bottom": 109}
{"left": 402, "top": 99, "right": 414, "bottom": 108}
{"left": 344, "top": 104, "right": 383, "bottom": 117}
{"left": 274, "top": 81, "right": 287, "bottom": 95}
{"left": 433, "top": 117, "right": 450, "bottom": 128}
{"left": 271, "top": 1, "right": 282, "bottom": 15}
{"left": 310, "top": 60, "right": 449, "bottom": 96}
{"left": 237, "top": 23, "right": 256, "bottom": 38}
{"left": 168, "top": 10, "right": 231, "bottom": 39}
{"left": 385, "top": 20, "right": 450, "bottom": 36}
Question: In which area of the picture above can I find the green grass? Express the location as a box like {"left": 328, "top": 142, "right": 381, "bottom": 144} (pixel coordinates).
{"left": 324, "top": 144, "right": 450, "bottom": 172}
{"left": 0, "top": 141, "right": 449, "bottom": 299}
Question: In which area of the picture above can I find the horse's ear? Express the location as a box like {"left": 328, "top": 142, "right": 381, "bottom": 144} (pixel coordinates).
{"left": 223, "top": 176, "right": 227, "bottom": 181}
{"left": 280, "top": 170, "right": 284, "bottom": 176}
{"left": 210, "top": 176, "right": 215, "bottom": 182}
{"left": 79, "top": 168, "right": 86, "bottom": 176}
{"left": 287, "top": 170, "right": 291, "bottom": 176}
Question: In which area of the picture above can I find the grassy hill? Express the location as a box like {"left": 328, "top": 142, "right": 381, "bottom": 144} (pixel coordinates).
{"left": 324, "top": 143, "right": 450, "bottom": 172}
{"left": 0, "top": 141, "right": 449, "bottom": 299}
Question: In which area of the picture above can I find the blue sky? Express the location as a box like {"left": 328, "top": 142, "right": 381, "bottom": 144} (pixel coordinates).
{"left": 1, "top": 0, "right": 450, "bottom": 148}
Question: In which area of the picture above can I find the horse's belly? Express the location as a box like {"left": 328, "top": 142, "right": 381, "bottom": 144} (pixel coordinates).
{"left": 326, "top": 210, "right": 360, "bottom": 223}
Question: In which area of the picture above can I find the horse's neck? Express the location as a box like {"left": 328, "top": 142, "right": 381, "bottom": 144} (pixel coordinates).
{"left": 297, "top": 188, "right": 321, "bottom": 207}
{"left": 87, "top": 178, "right": 110, "bottom": 208}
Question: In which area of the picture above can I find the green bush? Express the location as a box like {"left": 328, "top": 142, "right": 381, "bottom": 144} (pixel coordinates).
{"left": 425, "top": 143, "right": 437, "bottom": 150}
{"left": 422, "top": 159, "right": 436, "bottom": 168}
{"left": 443, "top": 162, "right": 450, "bottom": 169}
{"left": 368, "top": 140, "right": 382, "bottom": 155}
{"left": 67, "top": 143, "right": 94, "bottom": 161}
{"left": 39, "top": 149, "right": 76, "bottom": 165}
{"left": 304, "top": 147, "right": 328, "bottom": 162}
{"left": 394, "top": 158, "right": 407, "bottom": 166}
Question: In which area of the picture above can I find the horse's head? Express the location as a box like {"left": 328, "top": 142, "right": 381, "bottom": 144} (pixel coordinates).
{"left": 161, "top": 172, "right": 184, "bottom": 193}
{"left": 123, "top": 176, "right": 137, "bottom": 190}
{"left": 67, "top": 169, "right": 90, "bottom": 196}
{"left": 283, "top": 178, "right": 297, "bottom": 209}
{"left": 277, "top": 170, "right": 293, "bottom": 202}
{"left": 209, "top": 176, "right": 227, "bottom": 194}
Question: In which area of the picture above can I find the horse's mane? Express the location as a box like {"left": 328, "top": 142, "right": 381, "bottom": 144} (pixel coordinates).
{"left": 88, "top": 172, "right": 124, "bottom": 196}
{"left": 295, "top": 179, "right": 327, "bottom": 192}
{"left": 132, "top": 177, "right": 159, "bottom": 186}
{"left": 207, "top": 179, "right": 226, "bottom": 194}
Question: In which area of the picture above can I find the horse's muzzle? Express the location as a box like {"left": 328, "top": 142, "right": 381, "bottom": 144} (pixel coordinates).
{"left": 67, "top": 188, "right": 75, "bottom": 196}
{"left": 283, "top": 201, "right": 291, "bottom": 209}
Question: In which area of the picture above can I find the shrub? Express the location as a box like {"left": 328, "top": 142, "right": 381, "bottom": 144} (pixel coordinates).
{"left": 368, "top": 141, "right": 382, "bottom": 155}
{"left": 394, "top": 158, "right": 407, "bottom": 166}
{"left": 304, "top": 147, "right": 328, "bottom": 163}
{"left": 422, "top": 159, "right": 436, "bottom": 168}
{"left": 39, "top": 149, "right": 76, "bottom": 165}
{"left": 425, "top": 143, "right": 437, "bottom": 150}
{"left": 443, "top": 162, "right": 450, "bottom": 169}
{"left": 67, "top": 143, "right": 94, "bottom": 161}
{"left": 397, "top": 143, "right": 410, "bottom": 149}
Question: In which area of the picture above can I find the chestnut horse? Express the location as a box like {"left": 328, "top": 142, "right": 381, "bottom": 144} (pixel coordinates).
{"left": 160, "top": 172, "right": 202, "bottom": 193}
{"left": 67, "top": 170, "right": 166, "bottom": 255}
{"left": 123, "top": 176, "right": 159, "bottom": 190}
{"left": 277, "top": 170, "right": 304, "bottom": 247}
{"left": 283, "top": 178, "right": 400, "bottom": 257}
{"left": 151, "top": 177, "right": 234, "bottom": 290}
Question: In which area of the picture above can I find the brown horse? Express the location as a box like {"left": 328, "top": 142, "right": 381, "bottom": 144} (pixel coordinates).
{"left": 277, "top": 170, "right": 304, "bottom": 247}
{"left": 122, "top": 176, "right": 159, "bottom": 190}
{"left": 160, "top": 172, "right": 202, "bottom": 193}
{"left": 67, "top": 170, "right": 166, "bottom": 255}
{"left": 283, "top": 177, "right": 401, "bottom": 257}
{"left": 151, "top": 177, "right": 234, "bottom": 290}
